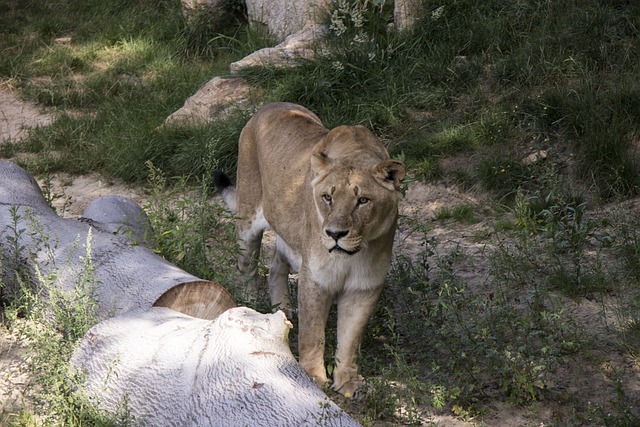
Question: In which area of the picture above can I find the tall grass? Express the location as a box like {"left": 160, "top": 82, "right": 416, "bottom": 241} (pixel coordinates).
{"left": 0, "top": 0, "right": 263, "bottom": 183}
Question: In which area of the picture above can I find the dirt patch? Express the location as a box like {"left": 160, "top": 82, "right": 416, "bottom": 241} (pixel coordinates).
{"left": 0, "top": 324, "right": 30, "bottom": 421}
{"left": 0, "top": 89, "right": 53, "bottom": 143}
{"left": 42, "top": 172, "right": 148, "bottom": 218}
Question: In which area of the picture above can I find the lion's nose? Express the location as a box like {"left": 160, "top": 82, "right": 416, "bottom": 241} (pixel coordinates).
{"left": 325, "top": 229, "right": 348, "bottom": 241}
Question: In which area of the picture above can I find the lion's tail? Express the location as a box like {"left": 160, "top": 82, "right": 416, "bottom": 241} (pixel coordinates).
{"left": 213, "top": 170, "right": 237, "bottom": 213}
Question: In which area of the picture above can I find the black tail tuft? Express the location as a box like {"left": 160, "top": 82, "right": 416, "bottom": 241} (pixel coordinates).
{"left": 213, "top": 170, "right": 232, "bottom": 193}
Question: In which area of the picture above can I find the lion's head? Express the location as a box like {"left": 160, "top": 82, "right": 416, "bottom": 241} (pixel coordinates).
{"left": 310, "top": 125, "right": 405, "bottom": 255}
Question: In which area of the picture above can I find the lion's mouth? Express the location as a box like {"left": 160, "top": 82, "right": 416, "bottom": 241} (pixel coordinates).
{"left": 329, "top": 245, "right": 359, "bottom": 255}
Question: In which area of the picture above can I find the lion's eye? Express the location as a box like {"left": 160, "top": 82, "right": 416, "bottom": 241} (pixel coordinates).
{"left": 357, "top": 197, "right": 370, "bottom": 206}
{"left": 322, "top": 194, "right": 332, "bottom": 205}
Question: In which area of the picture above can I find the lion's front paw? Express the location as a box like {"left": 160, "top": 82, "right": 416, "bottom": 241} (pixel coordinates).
{"left": 331, "top": 370, "right": 364, "bottom": 398}
{"left": 302, "top": 364, "right": 328, "bottom": 388}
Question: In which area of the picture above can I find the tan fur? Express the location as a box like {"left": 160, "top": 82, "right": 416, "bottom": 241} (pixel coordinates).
{"left": 231, "top": 102, "right": 405, "bottom": 396}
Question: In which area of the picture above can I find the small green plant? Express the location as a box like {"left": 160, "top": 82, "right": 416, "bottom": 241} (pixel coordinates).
{"left": 617, "top": 209, "right": 640, "bottom": 282}
{"left": 493, "top": 187, "right": 617, "bottom": 298}
{"left": 359, "top": 305, "right": 427, "bottom": 425}
{"left": 1, "top": 206, "right": 28, "bottom": 307}
{"left": 476, "top": 156, "right": 531, "bottom": 201}
{"left": 542, "top": 200, "right": 611, "bottom": 295}
{"left": 3, "top": 226, "right": 132, "bottom": 426}
{"left": 434, "top": 203, "right": 476, "bottom": 224}
{"left": 583, "top": 371, "right": 640, "bottom": 427}
{"left": 144, "top": 162, "right": 240, "bottom": 297}
{"left": 513, "top": 191, "right": 541, "bottom": 236}
{"left": 312, "top": 398, "right": 355, "bottom": 426}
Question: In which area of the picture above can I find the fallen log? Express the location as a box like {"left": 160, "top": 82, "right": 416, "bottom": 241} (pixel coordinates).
{"left": 72, "top": 306, "right": 360, "bottom": 426}
{"left": 0, "top": 160, "right": 235, "bottom": 320}
{"left": 81, "top": 194, "right": 157, "bottom": 249}
{"left": 0, "top": 161, "right": 361, "bottom": 426}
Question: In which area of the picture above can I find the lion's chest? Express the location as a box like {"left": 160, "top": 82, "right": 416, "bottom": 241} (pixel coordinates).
{"left": 306, "top": 248, "right": 390, "bottom": 293}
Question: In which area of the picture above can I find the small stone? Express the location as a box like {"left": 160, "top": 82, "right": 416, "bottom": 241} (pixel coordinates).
{"left": 164, "top": 77, "right": 259, "bottom": 125}
{"left": 521, "top": 150, "right": 548, "bottom": 166}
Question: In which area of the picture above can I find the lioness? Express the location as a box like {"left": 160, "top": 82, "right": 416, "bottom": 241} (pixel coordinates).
{"left": 214, "top": 102, "right": 405, "bottom": 396}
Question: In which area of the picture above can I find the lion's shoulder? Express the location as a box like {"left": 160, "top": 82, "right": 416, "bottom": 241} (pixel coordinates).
{"left": 252, "top": 102, "right": 324, "bottom": 130}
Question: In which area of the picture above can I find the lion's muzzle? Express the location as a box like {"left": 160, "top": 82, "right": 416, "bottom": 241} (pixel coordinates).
{"left": 324, "top": 229, "right": 360, "bottom": 255}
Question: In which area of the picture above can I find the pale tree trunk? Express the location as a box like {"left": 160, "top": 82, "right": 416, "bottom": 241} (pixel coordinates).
{"left": 0, "top": 161, "right": 235, "bottom": 320}
{"left": 0, "top": 161, "right": 360, "bottom": 426}
{"left": 72, "top": 306, "right": 360, "bottom": 426}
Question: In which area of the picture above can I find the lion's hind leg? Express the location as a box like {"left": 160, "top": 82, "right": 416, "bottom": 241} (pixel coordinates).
{"left": 268, "top": 238, "right": 292, "bottom": 318}
{"left": 236, "top": 206, "right": 268, "bottom": 305}
{"left": 268, "top": 236, "right": 301, "bottom": 319}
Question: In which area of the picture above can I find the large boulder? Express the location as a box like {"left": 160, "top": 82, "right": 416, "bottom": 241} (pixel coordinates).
{"left": 164, "top": 77, "right": 259, "bottom": 125}
{"left": 229, "top": 25, "right": 326, "bottom": 73}
{"left": 246, "top": 0, "right": 329, "bottom": 42}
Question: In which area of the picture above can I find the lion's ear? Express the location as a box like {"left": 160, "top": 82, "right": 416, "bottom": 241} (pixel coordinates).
{"left": 311, "top": 149, "right": 329, "bottom": 175}
{"left": 374, "top": 160, "right": 406, "bottom": 191}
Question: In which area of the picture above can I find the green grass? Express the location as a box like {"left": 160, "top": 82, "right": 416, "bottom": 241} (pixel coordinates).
{"left": 434, "top": 203, "right": 477, "bottom": 224}
{"left": 4, "top": 0, "right": 640, "bottom": 197}
{"left": 0, "top": 0, "right": 266, "bottom": 183}
{"left": 143, "top": 162, "right": 239, "bottom": 286}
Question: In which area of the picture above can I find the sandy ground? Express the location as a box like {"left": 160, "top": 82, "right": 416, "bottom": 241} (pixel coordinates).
{"left": 1, "top": 87, "right": 639, "bottom": 426}
{"left": 0, "top": 90, "right": 53, "bottom": 142}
